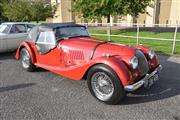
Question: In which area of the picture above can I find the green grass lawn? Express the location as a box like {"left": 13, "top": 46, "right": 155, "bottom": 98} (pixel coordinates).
{"left": 89, "top": 29, "right": 180, "bottom": 55}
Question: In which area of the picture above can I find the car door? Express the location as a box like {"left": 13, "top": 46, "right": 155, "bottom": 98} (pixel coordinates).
{"left": 26, "top": 24, "right": 35, "bottom": 33}
{"left": 35, "top": 31, "right": 62, "bottom": 67}
{"left": 7, "top": 24, "right": 28, "bottom": 51}
{"left": 0, "top": 24, "right": 11, "bottom": 52}
{"left": 0, "top": 33, "right": 8, "bottom": 52}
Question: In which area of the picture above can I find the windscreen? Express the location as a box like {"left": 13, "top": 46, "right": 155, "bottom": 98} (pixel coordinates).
{"left": 0, "top": 24, "right": 11, "bottom": 33}
{"left": 27, "top": 26, "right": 39, "bottom": 41}
{"left": 55, "top": 26, "right": 89, "bottom": 40}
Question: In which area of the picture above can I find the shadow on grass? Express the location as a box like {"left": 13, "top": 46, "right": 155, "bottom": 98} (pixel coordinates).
{"left": 156, "top": 51, "right": 171, "bottom": 56}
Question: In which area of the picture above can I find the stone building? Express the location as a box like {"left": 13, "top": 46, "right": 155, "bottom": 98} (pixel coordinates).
{"left": 49, "top": 0, "right": 180, "bottom": 26}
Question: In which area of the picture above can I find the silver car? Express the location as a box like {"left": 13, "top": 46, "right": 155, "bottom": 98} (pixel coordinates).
{"left": 0, "top": 22, "right": 35, "bottom": 53}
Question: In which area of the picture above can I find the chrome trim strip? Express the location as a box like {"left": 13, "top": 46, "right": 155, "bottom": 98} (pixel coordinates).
{"left": 124, "top": 65, "right": 162, "bottom": 92}
{"left": 89, "top": 41, "right": 108, "bottom": 60}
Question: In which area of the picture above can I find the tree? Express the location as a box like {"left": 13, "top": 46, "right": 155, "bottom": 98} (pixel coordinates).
{"left": 2, "top": 0, "right": 56, "bottom": 22}
{"left": 0, "top": 0, "right": 8, "bottom": 22}
{"left": 72, "top": 0, "right": 153, "bottom": 23}
{"left": 3, "top": 0, "right": 31, "bottom": 22}
{"left": 30, "top": 0, "right": 56, "bottom": 23}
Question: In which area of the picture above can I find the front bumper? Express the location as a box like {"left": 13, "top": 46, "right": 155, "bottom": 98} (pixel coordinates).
{"left": 124, "top": 65, "right": 163, "bottom": 92}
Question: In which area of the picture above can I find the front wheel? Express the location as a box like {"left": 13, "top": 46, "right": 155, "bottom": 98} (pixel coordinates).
{"left": 20, "top": 48, "right": 36, "bottom": 72}
{"left": 87, "top": 64, "right": 125, "bottom": 105}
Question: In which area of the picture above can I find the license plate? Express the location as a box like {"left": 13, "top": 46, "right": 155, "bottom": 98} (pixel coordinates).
{"left": 144, "top": 73, "right": 159, "bottom": 88}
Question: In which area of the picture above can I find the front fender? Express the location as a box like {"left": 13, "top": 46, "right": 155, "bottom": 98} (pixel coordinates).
{"left": 15, "top": 42, "right": 36, "bottom": 63}
{"left": 91, "top": 56, "right": 133, "bottom": 86}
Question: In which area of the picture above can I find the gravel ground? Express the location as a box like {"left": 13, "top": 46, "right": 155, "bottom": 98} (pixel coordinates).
{"left": 0, "top": 52, "right": 180, "bottom": 120}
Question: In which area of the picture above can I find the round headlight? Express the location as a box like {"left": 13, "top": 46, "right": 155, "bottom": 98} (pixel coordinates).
{"left": 130, "top": 56, "right": 138, "bottom": 69}
{"left": 149, "top": 49, "right": 155, "bottom": 59}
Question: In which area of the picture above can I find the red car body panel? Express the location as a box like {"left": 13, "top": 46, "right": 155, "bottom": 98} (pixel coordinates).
{"left": 15, "top": 42, "right": 36, "bottom": 63}
{"left": 15, "top": 37, "right": 159, "bottom": 87}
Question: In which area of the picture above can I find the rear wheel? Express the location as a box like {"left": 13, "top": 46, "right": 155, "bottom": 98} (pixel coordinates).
{"left": 20, "top": 48, "right": 35, "bottom": 72}
{"left": 87, "top": 64, "right": 125, "bottom": 104}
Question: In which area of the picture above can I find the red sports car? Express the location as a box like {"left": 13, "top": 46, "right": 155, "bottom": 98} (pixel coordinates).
{"left": 15, "top": 23, "right": 162, "bottom": 104}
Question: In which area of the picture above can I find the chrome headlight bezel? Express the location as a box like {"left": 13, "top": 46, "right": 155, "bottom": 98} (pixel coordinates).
{"left": 130, "top": 56, "right": 138, "bottom": 69}
{"left": 148, "top": 49, "right": 155, "bottom": 59}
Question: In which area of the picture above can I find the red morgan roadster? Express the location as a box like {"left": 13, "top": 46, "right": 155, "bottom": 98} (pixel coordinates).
{"left": 15, "top": 23, "right": 162, "bottom": 104}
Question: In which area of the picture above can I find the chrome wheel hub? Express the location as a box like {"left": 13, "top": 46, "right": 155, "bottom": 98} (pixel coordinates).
{"left": 91, "top": 72, "right": 114, "bottom": 101}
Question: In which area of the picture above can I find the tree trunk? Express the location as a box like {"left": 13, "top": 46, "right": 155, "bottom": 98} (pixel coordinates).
{"left": 107, "top": 14, "right": 110, "bottom": 23}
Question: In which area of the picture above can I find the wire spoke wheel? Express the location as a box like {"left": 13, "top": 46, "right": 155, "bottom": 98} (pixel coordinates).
{"left": 87, "top": 64, "right": 125, "bottom": 104}
{"left": 91, "top": 72, "right": 114, "bottom": 101}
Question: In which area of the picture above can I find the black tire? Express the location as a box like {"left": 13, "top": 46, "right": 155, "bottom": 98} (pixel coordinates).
{"left": 87, "top": 64, "right": 125, "bottom": 105}
{"left": 20, "top": 48, "right": 36, "bottom": 72}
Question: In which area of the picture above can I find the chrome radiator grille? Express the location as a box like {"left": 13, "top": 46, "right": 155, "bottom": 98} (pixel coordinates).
{"left": 135, "top": 50, "right": 149, "bottom": 75}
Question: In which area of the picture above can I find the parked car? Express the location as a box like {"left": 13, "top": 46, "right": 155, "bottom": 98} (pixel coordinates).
{"left": 0, "top": 22, "right": 35, "bottom": 53}
{"left": 15, "top": 23, "right": 162, "bottom": 104}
